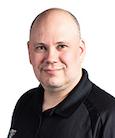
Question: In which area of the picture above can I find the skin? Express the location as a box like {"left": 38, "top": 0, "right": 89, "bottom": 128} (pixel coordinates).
{"left": 28, "top": 9, "right": 86, "bottom": 111}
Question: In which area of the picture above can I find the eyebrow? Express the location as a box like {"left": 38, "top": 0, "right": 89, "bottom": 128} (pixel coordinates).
{"left": 34, "top": 41, "right": 69, "bottom": 46}
{"left": 34, "top": 42, "right": 48, "bottom": 47}
{"left": 35, "top": 42, "right": 45, "bottom": 45}
{"left": 56, "top": 41, "right": 69, "bottom": 45}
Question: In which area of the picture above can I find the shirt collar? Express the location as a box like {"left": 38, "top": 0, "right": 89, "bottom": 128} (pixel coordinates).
{"left": 35, "top": 69, "right": 92, "bottom": 118}
{"left": 54, "top": 69, "right": 92, "bottom": 117}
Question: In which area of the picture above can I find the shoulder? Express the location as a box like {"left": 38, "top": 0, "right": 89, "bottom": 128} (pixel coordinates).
{"left": 86, "top": 83, "right": 115, "bottom": 118}
{"left": 15, "top": 87, "right": 39, "bottom": 108}
{"left": 84, "top": 83, "right": 115, "bottom": 137}
{"left": 90, "top": 84, "right": 115, "bottom": 111}
{"left": 11, "top": 86, "right": 43, "bottom": 122}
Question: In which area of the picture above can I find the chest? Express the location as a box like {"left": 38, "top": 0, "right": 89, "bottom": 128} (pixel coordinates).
{"left": 11, "top": 104, "right": 94, "bottom": 138}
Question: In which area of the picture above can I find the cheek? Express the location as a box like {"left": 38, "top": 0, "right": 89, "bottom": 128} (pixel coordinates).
{"left": 28, "top": 46, "right": 43, "bottom": 66}
{"left": 61, "top": 51, "right": 80, "bottom": 65}
{"left": 30, "top": 52, "right": 43, "bottom": 68}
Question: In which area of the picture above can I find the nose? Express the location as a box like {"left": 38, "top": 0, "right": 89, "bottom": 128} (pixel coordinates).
{"left": 44, "top": 47, "right": 58, "bottom": 64}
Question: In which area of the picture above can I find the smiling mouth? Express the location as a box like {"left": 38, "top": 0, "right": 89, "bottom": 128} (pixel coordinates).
{"left": 43, "top": 68, "right": 62, "bottom": 75}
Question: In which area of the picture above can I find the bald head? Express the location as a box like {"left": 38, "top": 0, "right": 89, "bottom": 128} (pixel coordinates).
{"left": 29, "top": 8, "right": 81, "bottom": 40}
{"left": 28, "top": 8, "right": 86, "bottom": 91}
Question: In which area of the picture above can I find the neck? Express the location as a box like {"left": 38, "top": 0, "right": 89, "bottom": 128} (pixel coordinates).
{"left": 42, "top": 90, "right": 67, "bottom": 111}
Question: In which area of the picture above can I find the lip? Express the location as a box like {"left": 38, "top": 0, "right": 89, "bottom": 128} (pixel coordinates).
{"left": 43, "top": 68, "right": 62, "bottom": 75}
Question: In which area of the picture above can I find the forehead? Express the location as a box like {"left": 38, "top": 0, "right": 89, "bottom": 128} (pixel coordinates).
{"left": 31, "top": 9, "right": 80, "bottom": 31}
{"left": 30, "top": 9, "right": 80, "bottom": 42}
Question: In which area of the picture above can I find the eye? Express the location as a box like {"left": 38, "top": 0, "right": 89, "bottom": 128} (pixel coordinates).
{"left": 34, "top": 45, "right": 47, "bottom": 53}
{"left": 57, "top": 44, "right": 67, "bottom": 50}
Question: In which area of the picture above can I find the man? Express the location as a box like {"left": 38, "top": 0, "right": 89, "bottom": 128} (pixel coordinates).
{"left": 8, "top": 8, "right": 115, "bottom": 138}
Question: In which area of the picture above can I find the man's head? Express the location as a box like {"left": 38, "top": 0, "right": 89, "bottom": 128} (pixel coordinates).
{"left": 28, "top": 8, "right": 86, "bottom": 92}
{"left": 29, "top": 8, "right": 81, "bottom": 39}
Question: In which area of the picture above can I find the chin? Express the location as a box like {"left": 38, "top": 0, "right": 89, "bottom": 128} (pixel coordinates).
{"left": 47, "top": 82, "right": 62, "bottom": 88}
{"left": 43, "top": 81, "right": 64, "bottom": 89}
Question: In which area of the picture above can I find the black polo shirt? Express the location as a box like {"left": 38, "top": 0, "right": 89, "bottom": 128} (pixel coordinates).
{"left": 8, "top": 69, "right": 115, "bottom": 138}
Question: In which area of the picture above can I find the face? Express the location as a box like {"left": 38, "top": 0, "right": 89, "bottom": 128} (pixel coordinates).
{"left": 28, "top": 12, "right": 85, "bottom": 92}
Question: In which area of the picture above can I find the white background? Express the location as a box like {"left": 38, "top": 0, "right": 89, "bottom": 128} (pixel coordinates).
{"left": 0, "top": 0, "right": 115, "bottom": 137}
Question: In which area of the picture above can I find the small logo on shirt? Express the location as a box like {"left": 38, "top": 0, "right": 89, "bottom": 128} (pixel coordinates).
{"left": 9, "top": 129, "right": 17, "bottom": 138}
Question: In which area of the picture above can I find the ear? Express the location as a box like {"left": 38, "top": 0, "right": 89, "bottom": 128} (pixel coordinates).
{"left": 79, "top": 39, "right": 86, "bottom": 62}
{"left": 27, "top": 41, "right": 32, "bottom": 64}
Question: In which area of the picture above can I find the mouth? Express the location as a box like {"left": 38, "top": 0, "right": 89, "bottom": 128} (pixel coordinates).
{"left": 43, "top": 68, "right": 62, "bottom": 75}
